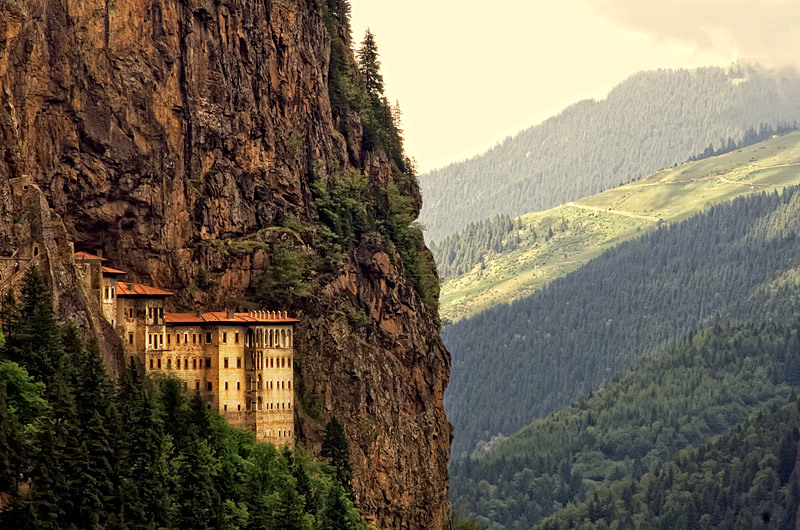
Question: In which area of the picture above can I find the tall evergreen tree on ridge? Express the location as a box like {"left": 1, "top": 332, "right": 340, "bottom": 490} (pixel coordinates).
{"left": 357, "top": 29, "right": 384, "bottom": 97}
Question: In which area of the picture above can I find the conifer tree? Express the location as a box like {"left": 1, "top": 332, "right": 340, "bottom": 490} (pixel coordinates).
{"left": 357, "top": 29, "right": 383, "bottom": 97}
{"left": 176, "top": 435, "right": 222, "bottom": 529}
{"left": 322, "top": 417, "right": 353, "bottom": 493}
{"left": 272, "top": 483, "right": 311, "bottom": 530}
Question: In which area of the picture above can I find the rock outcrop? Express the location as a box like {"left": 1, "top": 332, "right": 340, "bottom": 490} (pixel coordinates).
{"left": 0, "top": 0, "right": 451, "bottom": 528}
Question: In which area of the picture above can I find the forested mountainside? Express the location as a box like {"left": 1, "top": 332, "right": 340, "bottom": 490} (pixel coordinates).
{"left": 0, "top": 0, "right": 450, "bottom": 527}
{"left": 0, "top": 268, "right": 365, "bottom": 529}
{"left": 450, "top": 321, "right": 800, "bottom": 528}
{"left": 536, "top": 394, "right": 800, "bottom": 530}
{"left": 445, "top": 186, "right": 800, "bottom": 458}
{"left": 419, "top": 64, "right": 800, "bottom": 242}
{"left": 434, "top": 130, "right": 800, "bottom": 322}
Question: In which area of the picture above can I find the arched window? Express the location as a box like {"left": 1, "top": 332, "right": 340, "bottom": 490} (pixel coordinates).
{"left": 288, "top": 330, "right": 292, "bottom": 347}
{"left": 281, "top": 330, "right": 286, "bottom": 348}
{"left": 257, "top": 374, "right": 262, "bottom": 390}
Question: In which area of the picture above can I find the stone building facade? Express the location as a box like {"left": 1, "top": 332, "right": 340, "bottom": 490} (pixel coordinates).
{"left": 75, "top": 251, "right": 296, "bottom": 445}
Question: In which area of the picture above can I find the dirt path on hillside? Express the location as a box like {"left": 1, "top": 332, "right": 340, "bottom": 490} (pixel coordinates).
{"left": 621, "top": 161, "right": 800, "bottom": 190}
{"left": 566, "top": 203, "right": 661, "bottom": 221}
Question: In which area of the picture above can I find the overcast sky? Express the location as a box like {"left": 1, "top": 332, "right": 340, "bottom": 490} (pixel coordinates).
{"left": 349, "top": 0, "right": 797, "bottom": 173}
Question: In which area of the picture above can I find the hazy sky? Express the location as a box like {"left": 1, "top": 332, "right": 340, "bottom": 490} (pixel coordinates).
{"left": 349, "top": 0, "right": 795, "bottom": 173}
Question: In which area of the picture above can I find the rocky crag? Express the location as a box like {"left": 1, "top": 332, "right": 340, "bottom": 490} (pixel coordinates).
{"left": 0, "top": 0, "right": 451, "bottom": 527}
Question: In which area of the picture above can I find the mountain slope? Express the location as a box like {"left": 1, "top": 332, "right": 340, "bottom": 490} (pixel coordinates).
{"left": 436, "top": 129, "right": 800, "bottom": 322}
{"left": 0, "top": 1, "right": 449, "bottom": 527}
{"left": 536, "top": 394, "right": 800, "bottom": 529}
{"left": 445, "top": 185, "right": 800, "bottom": 458}
{"left": 420, "top": 65, "right": 800, "bottom": 242}
{"left": 450, "top": 321, "right": 800, "bottom": 529}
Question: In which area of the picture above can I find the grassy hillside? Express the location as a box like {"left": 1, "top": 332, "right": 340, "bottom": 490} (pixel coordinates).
{"left": 440, "top": 130, "right": 800, "bottom": 323}
{"left": 450, "top": 321, "right": 800, "bottom": 529}
{"left": 444, "top": 185, "right": 800, "bottom": 458}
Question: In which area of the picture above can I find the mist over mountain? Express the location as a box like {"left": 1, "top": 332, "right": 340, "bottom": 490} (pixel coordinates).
{"left": 419, "top": 64, "right": 800, "bottom": 242}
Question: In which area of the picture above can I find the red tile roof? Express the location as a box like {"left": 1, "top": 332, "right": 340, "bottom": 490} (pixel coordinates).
{"left": 74, "top": 251, "right": 107, "bottom": 262}
{"left": 102, "top": 266, "right": 127, "bottom": 275}
{"left": 165, "top": 311, "right": 298, "bottom": 325}
{"left": 116, "top": 282, "right": 173, "bottom": 297}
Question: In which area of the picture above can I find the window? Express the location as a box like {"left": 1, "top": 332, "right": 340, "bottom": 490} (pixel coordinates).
{"left": 223, "top": 404, "right": 227, "bottom": 411}
{"left": 237, "top": 357, "right": 241, "bottom": 368}
{"left": 148, "top": 334, "right": 152, "bottom": 345}
{"left": 159, "top": 334, "right": 163, "bottom": 346}
{"left": 206, "top": 332, "right": 212, "bottom": 344}
{"left": 111, "top": 287, "right": 115, "bottom": 297}
{"left": 157, "top": 359, "right": 161, "bottom": 369}
{"left": 205, "top": 358, "right": 211, "bottom": 369}
{"left": 167, "top": 359, "right": 171, "bottom": 369}
{"left": 193, "top": 359, "right": 197, "bottom": 369}
{"left": 148, "top": 307, "right": 152, "bottom": 318}
{"left": 281, "top": 357, "right": 285, "bottom": 368}
{"left": 159, "top": 308, "right": 163, "bottom": 318}
{"left": 237, "top": 404, "right": 241, "bottom": 411}
{"left": 150, "top": 359, "right": 154, "bottom": 369}
{"left": 195, "top": 381, "right": 200, "bottom": 390}
{"left": 167, "top": 334, "right": 170, "bottom": 345}
{"left": 104, "top": 287, "right": 109, "bottom": 299}
{"left": 270, "top": 358, "right": 274, "bottom": 368}
{"left": 236, "top": 381, "right": 241, "bottom": 390}
{"left": 184, "top": 359, "right": 188, "bottom": 369}
{"left": 224, "top": 357, "right": 229, "bottom": 368}
{"left": 192, "top": 334, "right": 196, "bottom": 344}
{"left": 185, "top": 333, "right": 188, "bottom": 343}
{"left": 288, "top": 381, "right": 291, "bottom": 389}
{"left": 129, "top": 333, "right": 134, "bottom": 344}
{"left": 222, "top": 332, "right": 227, "bottom": 344}
{"left": 235, "top": 332, "right": 239, "bottom": 344}
{"left": 225, "top": 381, "right": 229, "bottom": 390}
{"left": 207, "top": 382, "right": 212, "bottom": 391}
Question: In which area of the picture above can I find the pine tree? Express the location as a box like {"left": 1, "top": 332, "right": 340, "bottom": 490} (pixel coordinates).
{"left": 322, "top": 417, "right": 353, "bottom": 493}
{"left": 176, "top": 436, "right": 222, "bottom": 529}
{"left": 357, "top": 29, "right": 383, "bottom": 97}
{"left": 321, "top": 484, "right": 357, "bottom": 530}
{"left": 272, "top": 483, "right": 311, "bottom": 530}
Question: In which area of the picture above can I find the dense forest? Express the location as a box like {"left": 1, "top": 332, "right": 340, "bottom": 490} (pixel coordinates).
{"left": 536, "top": 394, "right": 800, "bottom": 529}
{"left": 419, "top": 65, "right": 800, "bottom": 242}
{"left": 0, "top": 269, "right": 365, "bottom": 529}
{"left": 444, "top": 186, "right": 800, "bottom": 458}
{"left": 450, "top": 321, "right": 800, "bottom": 528}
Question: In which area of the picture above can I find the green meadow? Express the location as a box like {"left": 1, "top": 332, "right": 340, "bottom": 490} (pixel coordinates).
{"left": 440, "top": 130, "right": 800, "bottom": 322}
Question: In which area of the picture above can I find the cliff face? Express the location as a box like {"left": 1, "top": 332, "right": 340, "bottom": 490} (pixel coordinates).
{"left": 0, "top": 1, "right": 451, "bottom": 528}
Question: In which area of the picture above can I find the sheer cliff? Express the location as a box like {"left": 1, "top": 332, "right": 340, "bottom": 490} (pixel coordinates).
{"left": 0, "top": 0, "right": 451, "bottom": 528}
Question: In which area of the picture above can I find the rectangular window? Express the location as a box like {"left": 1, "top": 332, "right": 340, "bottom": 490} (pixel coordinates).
{"left": 206, "top": 332, "right": 212, "bottom": 344}
{"left": 149, "top": 359, "right": 154, "bottom": 369}
{"left": 157, "top": 359, "right": 161, "bottom": 369}
{"left": 205, "top": 358, "right": 211, "bottom": 369}
{"left": 237, "top": 357, "right": 241, "bottom": 368}
{"left": 225, "top": 382, "right": 229, "bottom": 390}
{"left": 159, "top": 334, "right": 163, "bottom": 346}
{"left": 167, "top": 359, "right": 171, "bottom": 369}
{"left": 111, "top": 287, "right": 115, "bottom": 298}
{"left": 129, "top": 333, "right": 134, "bottom": 344}
{"left": 235, "top": 332, "right": 239, "bottom": 344}
{"left": 195, "top": 381, "right": 200, "bottom": 390}
{"left": 167, "top": 334, "right": 171, "bottom": 345}
{"left": 104, "top": 287, "right": 109, "bottom": 299}
{"left": 148, "top": 334, "right": 152, "bottom": 345}
{"left": 223, "top": 404, "right": 227, "bottom": 411}
{"left": 185, "top": 333, "right": 188, "bottom": 343}
{"left": 237, "top": 381, "right": 240, "bottom": 390}
{"left": 184, "top": 359, "right": 188, "bottom": 369}
{"left": 224, "top": 358, "right": 229, "bottom": 368}
{"left": 193, "top": 359, "right": 197, "bottom": 369}
{"left": 148, "top": 307, "right": 152, "bottom": 318}
{"left": 192, "top": 334, "right": 196, "bottom": 344}
{"left": 207, "top": 382, "right": 213, "bottom": 391}
{"left": 237, "top": 404, "right": 241, "bottom": 411}
{"left": 222, "top": 332, "right": 227, "bottom": 344}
